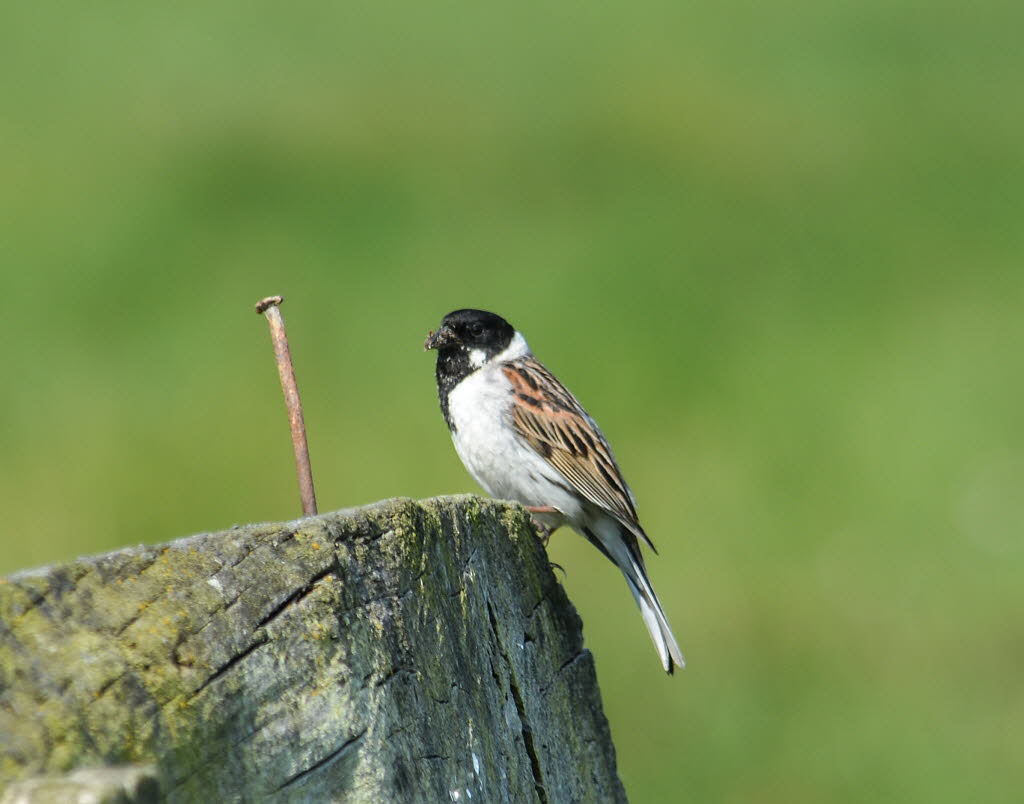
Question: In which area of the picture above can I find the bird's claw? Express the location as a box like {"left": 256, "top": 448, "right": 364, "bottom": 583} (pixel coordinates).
{"left": 524, "top": 505, "right": 559, "bottom": 546}
{"left": 531, "top": 521, "right": 556, "bottom": 546}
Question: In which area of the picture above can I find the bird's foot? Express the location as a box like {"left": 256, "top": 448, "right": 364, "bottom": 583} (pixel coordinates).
{"left": 532, "top": 523, "right": 554, "bottom": 546}
{"left": 548, "top": 561, "right": 567, "bottom": 577}
{"left": 525, "top": 506, "right": 559, "bottom": 546}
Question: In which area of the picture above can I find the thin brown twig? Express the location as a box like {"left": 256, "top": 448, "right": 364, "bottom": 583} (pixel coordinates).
{"left": 255, "top": 295, "right": 318, "bottom": 516}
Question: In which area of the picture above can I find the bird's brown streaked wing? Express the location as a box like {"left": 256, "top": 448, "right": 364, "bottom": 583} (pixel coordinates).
{"left": 502, "top": 359, "right": 656, "bottom": 551}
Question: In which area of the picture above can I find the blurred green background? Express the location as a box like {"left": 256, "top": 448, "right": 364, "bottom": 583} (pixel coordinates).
{"left": 2, "top": 1, "right": 1022, "bottom": 801}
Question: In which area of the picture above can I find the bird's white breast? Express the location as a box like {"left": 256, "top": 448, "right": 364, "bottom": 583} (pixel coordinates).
{"left": 447, "top": 363, "right": 583, "bottom": 522}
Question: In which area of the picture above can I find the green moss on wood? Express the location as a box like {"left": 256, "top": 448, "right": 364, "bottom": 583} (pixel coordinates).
{"left": 0, "top": 496, "right": 625, "bottom": 802}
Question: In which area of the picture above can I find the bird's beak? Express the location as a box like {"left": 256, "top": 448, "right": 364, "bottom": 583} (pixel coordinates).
{"left": 424, "top": 324, "right": 457, "bottom": 351}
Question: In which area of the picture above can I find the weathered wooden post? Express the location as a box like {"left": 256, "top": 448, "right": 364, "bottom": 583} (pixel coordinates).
{"left": 0, "top": 496, "right": 626, "bottom": 802}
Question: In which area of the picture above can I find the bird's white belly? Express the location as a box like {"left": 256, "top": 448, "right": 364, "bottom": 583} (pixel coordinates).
{"left": 447, "top": 366, "right": 583, "bottom": 522}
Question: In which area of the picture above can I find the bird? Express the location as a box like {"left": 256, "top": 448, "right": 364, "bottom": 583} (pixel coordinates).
{"left": 424, "top": 308, "right": 685, "bottom": 673}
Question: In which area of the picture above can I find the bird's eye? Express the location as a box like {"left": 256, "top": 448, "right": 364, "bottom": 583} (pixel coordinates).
{"left": 469, "top": 323, "right": 485, "bottom": 338}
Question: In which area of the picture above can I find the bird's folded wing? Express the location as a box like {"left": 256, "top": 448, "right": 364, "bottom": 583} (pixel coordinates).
{"left": 502, "top": 359, "right": 656, "bottom": 551}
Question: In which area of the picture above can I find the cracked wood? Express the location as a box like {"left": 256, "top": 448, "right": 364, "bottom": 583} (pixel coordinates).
{"left": 0, "top": 496, "right": 627, "bottom": 803}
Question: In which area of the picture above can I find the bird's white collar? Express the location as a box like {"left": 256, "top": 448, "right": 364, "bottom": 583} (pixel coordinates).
{"left": 493, "top": 331, "right": 530, "bottom": 363}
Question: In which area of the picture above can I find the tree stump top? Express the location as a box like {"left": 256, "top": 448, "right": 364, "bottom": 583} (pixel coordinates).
{"left": 0, "top": 496, "right": 626, "bottom": 802}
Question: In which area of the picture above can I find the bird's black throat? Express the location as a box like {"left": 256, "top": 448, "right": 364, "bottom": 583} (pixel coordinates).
{"left": 427, "top": 308, "right": 516, "bottom": 433}
{"left": 434, "top": 347, "right": 473, "bottom": 432}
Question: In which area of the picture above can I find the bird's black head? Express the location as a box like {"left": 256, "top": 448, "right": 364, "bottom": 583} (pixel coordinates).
{"left": 425, "top": 309, "right": 517, "bottom": 430}
{"left": 424, "top": 309, "right": 515, "bottom": 358}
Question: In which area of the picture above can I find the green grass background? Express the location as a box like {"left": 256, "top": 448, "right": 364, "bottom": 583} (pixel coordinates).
{"left": 2, "top": 2, "right": 1022, "bottom": 801}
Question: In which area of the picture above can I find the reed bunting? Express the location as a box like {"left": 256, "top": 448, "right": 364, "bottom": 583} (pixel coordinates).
{"left": 425, "top": 309, "right": 684, "bottom": 673}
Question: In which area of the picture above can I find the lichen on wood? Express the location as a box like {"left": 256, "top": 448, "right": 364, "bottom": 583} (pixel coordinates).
{"left": 0, "top": 496, "right": 626, "bottom": 802}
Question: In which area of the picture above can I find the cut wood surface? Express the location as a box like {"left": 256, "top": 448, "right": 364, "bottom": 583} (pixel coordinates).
{"left": 0, "top": 496, "right": 626, "bottom": 802}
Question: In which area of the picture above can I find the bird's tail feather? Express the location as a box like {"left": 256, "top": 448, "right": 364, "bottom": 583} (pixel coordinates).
{"left": 587, "top": 520, "right": 685, "bottom": 673}
{"left": 625, "top": 576, "right": 685, "bottom": 673}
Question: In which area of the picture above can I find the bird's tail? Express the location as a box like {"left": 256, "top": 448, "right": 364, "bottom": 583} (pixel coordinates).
{"left": 586, "top": 520, "right": 685, "bottom": 673}
{"left": 625, "top": 574, "right": 685, "bottom": 673}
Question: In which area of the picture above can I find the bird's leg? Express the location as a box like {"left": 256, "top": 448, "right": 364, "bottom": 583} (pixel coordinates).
{"left": 525, "top": 505, "right": 559, "bottom": 514}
